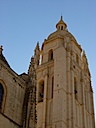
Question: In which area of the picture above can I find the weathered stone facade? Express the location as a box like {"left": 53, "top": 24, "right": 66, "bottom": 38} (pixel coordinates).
{"left": 0, "top": 17, "right": 95, "bottom": 128}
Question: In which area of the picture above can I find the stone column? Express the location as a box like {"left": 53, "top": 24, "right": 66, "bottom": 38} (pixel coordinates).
{"left": 81, "top": 72, "right": 86, "bottom": 128}
{"left": 91, "top": 92, "right": 95, "bottom": 128}
{"left": 42, "top": 69, "right": 48, "bottom": 128}
{"left": 26, "top": 102, "right": 31, "bottom": 128}
{"left": 66, "top": 51, "right": 71, "bottom": 128}
{"left": 71, "top": 68, "right": 75, "bottom": 128}
{"left": 67, "top": 50, "right": 75, "bottom": 128}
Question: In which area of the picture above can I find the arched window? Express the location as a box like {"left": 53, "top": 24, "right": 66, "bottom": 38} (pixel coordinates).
{"left": 38, "top": 80, "right": 44, "bottom": 102}
{"left": 0, "top": 83, "right": 4, "bottom": 110}
{"left": 51, "top": 76, "right": 54, "bottom": 99}
{"left": 74, "top": 77, "right": 77, "bottom": 100}
{"left": 48, "top": 50, "right": 53, "bottom": 61}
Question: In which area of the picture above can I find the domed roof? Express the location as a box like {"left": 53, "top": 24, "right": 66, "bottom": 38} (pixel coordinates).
{"left": 47, "top": 16, "right": 77, "bottom": 42}
{"left": 47, "top": 29, "right": 77, "bottom": 42}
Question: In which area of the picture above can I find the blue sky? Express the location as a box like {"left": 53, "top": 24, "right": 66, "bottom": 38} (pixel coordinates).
{"left": 0, "top": 0, "right": 96, "bottom": 120}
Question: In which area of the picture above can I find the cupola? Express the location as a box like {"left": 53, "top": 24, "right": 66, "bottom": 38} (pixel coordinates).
{"left": 56, "top": 16, "right": 67, "bottom": 30}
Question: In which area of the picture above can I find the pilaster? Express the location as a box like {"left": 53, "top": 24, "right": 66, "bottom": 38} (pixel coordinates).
{"left": 42, "top": 69, "right": 49, "bottom": 128}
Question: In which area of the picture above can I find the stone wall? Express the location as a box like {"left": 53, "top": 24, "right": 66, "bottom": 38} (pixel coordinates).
{"left": 0, "top": 62, "right": 26, "bottom": 127}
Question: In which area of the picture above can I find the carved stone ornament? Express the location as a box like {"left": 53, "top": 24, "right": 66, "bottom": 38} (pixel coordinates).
{"left": 66, "top": 42, "right": 72, "bottom": 52}
{"left": 43, "top": 68, "right": 49, "bottom": 77}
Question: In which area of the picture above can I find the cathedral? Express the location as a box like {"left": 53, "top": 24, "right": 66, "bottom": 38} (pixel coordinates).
{"left": 0, "top": 17, "right": 95, "bottom": 128}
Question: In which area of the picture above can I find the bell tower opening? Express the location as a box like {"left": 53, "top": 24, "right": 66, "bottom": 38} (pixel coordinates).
{"left": 38, "top": 80, "right": 44, "bottom": 103}
{"left": 48, "top": 49, "right": 53, "bottom": 61}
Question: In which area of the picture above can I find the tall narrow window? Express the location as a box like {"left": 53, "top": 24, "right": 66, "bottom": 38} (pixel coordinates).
{"left": 48, "top": 50, "right": 53, "bottom": 61}
{"left": 0, "top": 83, "right": 4, "bottom": 110}
{"left": 76, "top": 53, "right": 79, "bottom": 64}
{"left": 51, "top": 76, "right": 54, "bottom": 99}
{"left": 74, "top": 77, "right": 77, "bottom": 100}
{"left": 61, "top": 26, "right": 63, "bottom": 30}
{"left": 38, "top": 80, "right": 44, "bottom": 102}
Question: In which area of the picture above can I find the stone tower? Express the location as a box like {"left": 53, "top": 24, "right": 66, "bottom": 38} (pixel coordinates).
{"left": 28, "top": 17, "right": 95, "bottom": 128}
{"left": 0, "top": 17, "right": 95, "bottom": 128}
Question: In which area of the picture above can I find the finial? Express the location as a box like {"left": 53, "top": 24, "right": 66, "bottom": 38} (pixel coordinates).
{"left": 0, "top": 45, "right": 3, "bottom": 55}
{"left": 35, "top": 41, "right": 40, "bottom": 50}
{"left": 37, "top": 41, "right": 39, "bottom": 46}
{"left": 31, "top": 56, "right": 34, "bottom": 62}
{"left": 82, "top": 50, "right": 86, "bottom": 56}
{"left": 61, "top": 15, "right": 63, "bottom": 20}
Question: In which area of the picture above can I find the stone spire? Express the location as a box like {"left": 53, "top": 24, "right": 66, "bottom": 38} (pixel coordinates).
{"left": 0, "top": 45, "right": 10, "bottom": 67}
{"left": 23, "top": 55, "right": 37, "bottom": 128}
{"left": 0, "top": 45, "right": 3, "bottom": 55}
{"left": 56, "top": 16, "right": 67, "bottom": 30}
{"left": 34, "top": 42, "right": 40, "bottom": 68}
{"left": 28, "top": 56, "right": 34, "bottom": 77}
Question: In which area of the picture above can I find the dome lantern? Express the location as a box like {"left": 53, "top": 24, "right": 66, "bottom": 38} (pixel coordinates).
{"left": 56, "top": 16, "right": 67, "bottom": 30}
